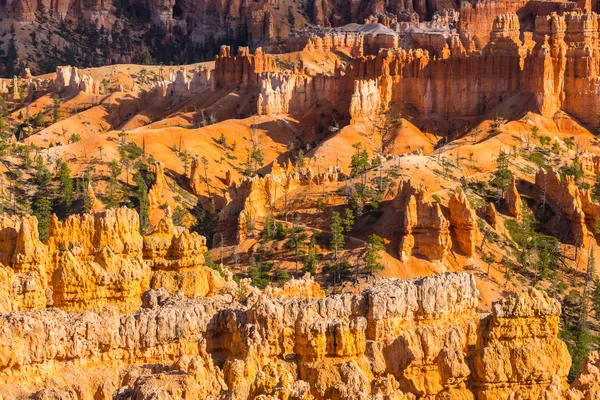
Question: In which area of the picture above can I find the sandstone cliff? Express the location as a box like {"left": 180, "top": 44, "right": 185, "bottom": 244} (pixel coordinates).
{"left": 0, "top": 214, "right": 49, "bottom": 312}
{"left": 0, "top": 207, "right": 222, "bottom": 313}
{"left": 54, "top": 66, "right": 100, "bottom": 95}
{"left": 449, "top": 188, "right": 480, "bottom": 257}
{"left": 393, "top": 180, "right": 452, "bottom": 261}
{"left": 392, "top": 181, "right": 488, "bottom": 261}
{"left": 505, "top": 176, "right": 523, "bottom": 223}
{"left": 253, "top": 10, "right": 600, "bottom": 132}
{"left": 535, "top": 167, "right": 591, "bottom": 246}
{"left": 215, "top": 160, "right": 299, "bottom": 245}
{"left": 0, "top": 272, "right": 597, "bottom": 399}
{"left": 214, "top": 46, "right": 277, "bottom": 88}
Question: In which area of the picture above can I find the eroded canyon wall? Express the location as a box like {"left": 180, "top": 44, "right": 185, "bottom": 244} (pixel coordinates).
{"left": 0, "top": 272, "right": 597, "bottom": 399}
{"left": 253, "top": 10, "right": 600, "bottom": 130}
{"left": 0, "top": 207, "right": 223, "bottom": 313}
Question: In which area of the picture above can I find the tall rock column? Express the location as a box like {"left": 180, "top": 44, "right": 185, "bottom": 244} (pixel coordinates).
{"left": 473, "top": 288, "right": 571, "bottom": 399}
{"left": 393, "top": 180, "right": 452, "bottom": 262}
{"left": 448, "top": 188, "right": 480, "bottom": 257}
{"left": 349, "top": 79, "right": 381, "bottom": 124}
{"left": 523, "top": 13, "right": 567, "bottom": 117}
{"left": 505, "top": 176, "right": 523, "bottom": 223}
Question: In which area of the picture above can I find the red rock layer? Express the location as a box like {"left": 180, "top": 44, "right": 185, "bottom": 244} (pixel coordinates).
{"left": 458, "top": 0, "right": 577, "bottom": 48}
{"left": 214, "top": 46, "right": 277, "bottom": 88}
{"left": 255, "top": 10, "right": 600, "bottom": 131}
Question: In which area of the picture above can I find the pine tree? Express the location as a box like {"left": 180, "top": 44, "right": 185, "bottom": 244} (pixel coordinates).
{"left": 32, "top": 157, "right": 52, "bottom": 241}
{"left": 491, "top": 150, "right": 512, "bottom": 198}
{"left": 569, "top": 247, "right": 596, "bottom": 381}
{"left": 106, "top": 160, "right": 122, "bottom": 208}
{"left": 52, "top": 93, "right": 61, "bottom": 123}
{"left": 350, "top": 143, "right": 370, "bottom": 182}
{"left": 59, "top": 162, "right": 73, "bottom": 214}
{"left": 592, "top": 173, "right": 600, "bottom": 202}
{"left": 133, "top": 171, "right": 149, "bottom": 233}
{"left": 81, "top": 168, "right": 93, "bottom": 213}
{"left": 249, "top": 261, "right": 273, "bottom": 289}
{"left": 217, "top": 133, "right": 227, "bottom": 151}
{"left": 364, "top": 234, "right": 385, "bottom": 277}
{"left": 262, "top": 213, "right": 275, "bottom": 240}
{"left": 33, "top": 192, "right": 52, "bottom": 241}
{"left": 591, "top": 278, "right": 600, "bottom": 320}
{"left": 193, "top": 199, "right": 219, "bottom": 246}
{"left": 287, "top": 212, "right": 305, "bottom": 273}
{"left": 303, "top": 238, "right": 318, "bottom": 275}
{"left": 343, "top": 208, "right": 354, "bottom": 233}
{"left": 329, "top": 211, "right": 344, "bottom": 261}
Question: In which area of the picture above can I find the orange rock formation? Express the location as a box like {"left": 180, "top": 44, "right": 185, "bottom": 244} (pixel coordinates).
{"left": 0, "top": 272, "right": 597, "bottom": 399}
{"left": 0, "top": 208, "right": 222, "bottom": 313}
{"left": 216, "top": 160, "right": 299, "bottom": 245}
{"left": 505, "top": 176, "right": 523, "bottom": 223}
{"left": 394, "top": 180, "right": 451, "bottom": 261}
{"left": 535, "top": 168, "right": 592, "bottom": 246}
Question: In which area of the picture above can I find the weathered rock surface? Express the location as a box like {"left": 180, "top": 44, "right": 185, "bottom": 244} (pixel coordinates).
{"left": 216, "top": 160, "right": 299, "bottom": 245}
{"left": 148, "top": 161, "right": 166, "bottom": 222}
{"left": 54, "top": 66, "right": 99, "bottom": 95}
{"left": 252, "top": 10, "right": 600, "bottom": 133}
{"left": 393, "top": 180, "right": 451, "bottom": 261}
{"left": 535, "top": 167, "right": 591, "bottom": 246}
{"left": 486, "top": 201, "right": 498, "bottom": 229}
{"left": 448, "top": 188, "right": 480, "bottom": 257}
{"left": 286, "top": 24, "right": 398, "bottom": 57}
{"left": 214, "top": 46, "right": 277, "bottom": 88}
{"left": 505, "top": 176, "right": 523, "bottom": 223}
{"left": 0, "top": 207, "right": 221, "bottom": 313}
{"left": 144, "top": 212, "right": 225, "bottom": 298}
{"left": 0, "top": 272, "right": 597, "bottom": 399}
{"left": 0, "top": 214, "right": 49, "bottom": 312}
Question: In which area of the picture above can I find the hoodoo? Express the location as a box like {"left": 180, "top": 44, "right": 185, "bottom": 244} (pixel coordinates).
{"left": 1, "top": 0, "right": 600, "bottom": 397}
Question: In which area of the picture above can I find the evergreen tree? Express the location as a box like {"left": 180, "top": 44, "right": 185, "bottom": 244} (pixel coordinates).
{"left": 561, "top": 158, "right": 584, "bottom": 184}
{"left": 302, "top": 237, "right": 318, "bottom": 275}
{"left": 350, "top": 143, "right": 370, "bottom": 182}
{"left": 364, "top": 234, "right": 385, "bottom": 276}
{"left": 216, "top": 133, "right": 227, "bottom": 150}
{"left": 52, "top": 93, "right": 61, "bottom": 123}
{"left": 491, "top": 150, "right": 512, "bottom": 198}
{"left": 296, "top": 149, "right": 305, "bottom": 168}
{"left": 249, "top": 261, "right": 273, "bottom": 289}
{"left": 592, "top": 173, "right": 600, "bottom": 202}
{"left": 569, "top": 247, "right": 596, "bottom": 381}
{"left": 343, "top": 208, "right": 355, "bottom": 233}
{"left": 106, "top": 160, "right": 122, "bottom": 208}
{"left": 193, "top": 199, "right": 219, "bottom": 246}
{"left": 591, "top": 278, "right": 600, "bottom": 320}
{"left": 274, "top": 270, "right": 290, "bottom": 285}
{"left": 33, "top": 192, "right": 52, "bottom": 241}
{"left": 286, "top": 212, "right": 305, "bottom": 273}
{"left": 262, "top": 213, "right": 275, "bottom": 240}
{"left": 329, "top": 211, "right": 344, "bottom": 261}
{"left": 133, "top": 171, "right": 149, "bottom": 233}
{"left": 32, "top": 157, "right": 52, "bottom": 241}
{"left": 59, "top": 162, "right": 73, "bottom": 214}
{"left": 81, "top": 167, "right": 93, "bottom": 213}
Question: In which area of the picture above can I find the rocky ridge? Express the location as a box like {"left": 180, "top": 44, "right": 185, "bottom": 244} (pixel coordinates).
{"left": 535, "top": 167, "right": 598, "bottom": 246}
{"left": 0, "top": 207, "right": 223, "bottom": 313}
{"left": 0, "top": 272, "right": 597, "bottom": 399}
{"left": 394, "top": 180, "right": 481, "bottom": 261}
